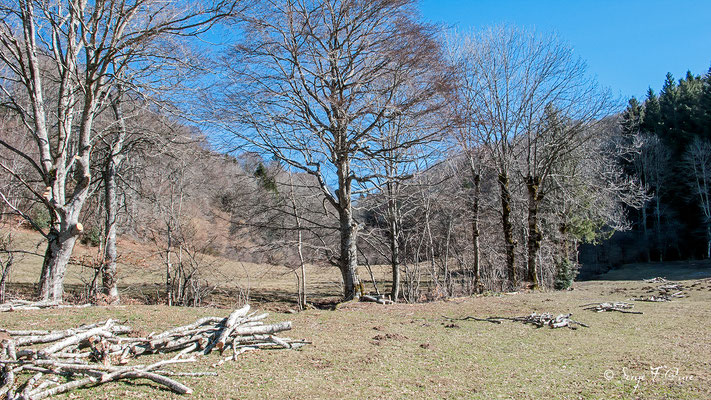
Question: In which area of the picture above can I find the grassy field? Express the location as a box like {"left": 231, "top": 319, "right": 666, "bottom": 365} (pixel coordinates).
{"left": 3, "top": 227, "right": 711, "bottom": 398}
{"left": 2, "top": 278, "right": 710, "bottom": 399}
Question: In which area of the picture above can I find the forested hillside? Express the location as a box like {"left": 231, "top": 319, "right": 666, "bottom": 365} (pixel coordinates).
{"left": 581, "top": 69, "right": 711, "bottom": 273}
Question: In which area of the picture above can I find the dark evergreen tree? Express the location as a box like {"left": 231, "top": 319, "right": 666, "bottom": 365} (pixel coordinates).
{"left": 599, "top": 67, "right": 711, "bottom": 264}
{"left": 696, "top": 67, "right": 711, "bottom": 138}
{"left": 677, "top": 71, "right": 703, "bottom": 143}
{"left": 621, "top": 97, "right": 643, "bottom": 136}
{"left": 658, "top": 73, "right": 682, "bottom": 151}
{"left": 641, "top": 88, "right": 661, "bottom": 135}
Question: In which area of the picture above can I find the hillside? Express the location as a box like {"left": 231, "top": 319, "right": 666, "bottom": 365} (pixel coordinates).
{"left": 3, "top": 226, "right": 389, "bottom": 308}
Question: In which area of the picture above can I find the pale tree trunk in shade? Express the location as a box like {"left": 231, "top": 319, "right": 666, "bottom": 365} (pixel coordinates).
{"left": 682, "top": 139, "right": 711, "bottom": 260}
{"left": 641, "top": 206, "right": 650, "bottom": 262}
{"left": 101, "top": 95, "right": 128, "bottom": 304}
{"left": 654, "top": 197, "right": 663, "bottom": 262}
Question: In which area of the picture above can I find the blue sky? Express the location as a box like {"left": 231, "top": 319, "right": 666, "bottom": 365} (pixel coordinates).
{"left": 418, "top": 0, "right": 711, "bottom": 101}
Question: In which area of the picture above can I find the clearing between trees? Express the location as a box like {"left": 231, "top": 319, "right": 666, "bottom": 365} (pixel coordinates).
{"left": 2, "top": 276, "right": 710, "bottom": 399}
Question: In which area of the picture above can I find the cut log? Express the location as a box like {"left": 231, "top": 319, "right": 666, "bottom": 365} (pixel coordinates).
{"left": 214, "top": 304, "right": 250, "bottom": 352}
{"left": 361, "top": 295, "right": 394, "bottom": 305}
{"left": 40, "top": 320, "right": 116, "bottom": 358}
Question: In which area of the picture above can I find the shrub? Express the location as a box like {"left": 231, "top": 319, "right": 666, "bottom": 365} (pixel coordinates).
{"left": 554, "top": 258, "right": 578, "bottom": 290}
{"left": 81, "top": 225, "right": 102, "bottom": 247}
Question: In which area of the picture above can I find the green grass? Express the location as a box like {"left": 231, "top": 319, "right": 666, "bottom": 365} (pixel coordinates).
{"left": 2, "top": 279, "right": 710, "bottom": 399}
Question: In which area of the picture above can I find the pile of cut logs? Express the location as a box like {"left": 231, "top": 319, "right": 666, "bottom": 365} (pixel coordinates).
{"left": 643, "top": 277, "right": 668, "bottom": 283}
{"left": 632, "top": 281, "right": 687, "bottom": 302}
{"left": 0, "top": 305, "right": 308, "bottom": 399}
{"left": 508, "top": 312, "right": 588, "bottom": 329}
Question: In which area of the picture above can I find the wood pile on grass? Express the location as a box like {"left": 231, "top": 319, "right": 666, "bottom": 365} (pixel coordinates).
{"left": 632, "top": 280, "right": 688, "bottom": 302}
{"left": 444, "top": 312, "right": 589, "bottom": 330}
{"left": 0, "top": 305, "right": 308, "bottom": 399}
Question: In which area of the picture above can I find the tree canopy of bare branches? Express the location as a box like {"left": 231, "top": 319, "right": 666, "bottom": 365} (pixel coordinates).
{"left": 215, "top": 0, "right": 449, "bottom": 299}
{"left": 447, "top": 26, "right": 617, "bottom": 289}
{"left": 0, "top": 0, "right": 238, "bottom": 301}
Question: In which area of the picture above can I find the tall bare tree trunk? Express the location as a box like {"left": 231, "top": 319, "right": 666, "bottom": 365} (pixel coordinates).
{"left": 641, "top": 205, "right": 650, "bottom": 262}
{"left": 287, "top": 174, "right": 307, "bottom": 309}
{"left": 337, "top": 158, "right": 360, "bottom": 300}
{"left": 101, "top": 94, "right": 127, "bottom": 304}
{"left": 525, "top": 176, "right": 542, "bottom": 289}
{"left": 468, "top": 158, "right": 483, "bottom": 293}
{"left": 389, "top": 217, "right": 400, "bottom": 302}
{"left": 38, "top": 220, "right": 81, "bottom": 302}
{"left": 654, "top": 196, "right": 663, "bottom": 262}
{"left": 386, "top": 178, "right": 401, "bottom": 301}
{"left": 498, "top": 172, "right": 517, "bottom": 287}
{"left": 102, "top": 161, "right": 120, "bottom": 303}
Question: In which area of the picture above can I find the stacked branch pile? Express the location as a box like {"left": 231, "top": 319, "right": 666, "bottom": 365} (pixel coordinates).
{"left": 632, "top": 281, "right": 688, "bottom": 302}
{"left": 0, "top": 305, "right": 308, "bottom": 399}
{"left": 444, "top": 312, "right": 589, "bottom": 330}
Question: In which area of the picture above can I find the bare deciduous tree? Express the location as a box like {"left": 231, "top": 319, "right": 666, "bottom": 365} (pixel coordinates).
{"left": 0, "top": 0, "right": 237, "bottom": 301}
{"left": 448, "top": 26, "right": 614, "bottom": 289}
{"left": 217, "top": 0, "right": 447, "bottom": 299}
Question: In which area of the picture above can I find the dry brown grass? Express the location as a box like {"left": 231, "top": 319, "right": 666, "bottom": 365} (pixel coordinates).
{"left": 3, "top": 227, "right": 711, "bottom": 398}
{"left": 3, "top": 226, "right": 390, "bottom": 307}
{"left": 2, "top": 279, "right": 710, "bottom": 399}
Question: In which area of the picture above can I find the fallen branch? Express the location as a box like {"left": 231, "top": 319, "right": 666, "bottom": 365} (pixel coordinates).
{"left": 630, "top": 295, "right": 672, "bottom": 302}
{"left": 581, "top": 302, "right": 643, "bottom": 314}
{"left": 442, "top": 315, "right": 502, "bottom": 324}
{"left": 360, "top": 295, "right": 394, "bottom": 305}
{"left": 0, "top": 301, "right": 92, "bottom": 313}
{"left": 443, "top": 312, "right": 588, "bottom": 329}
